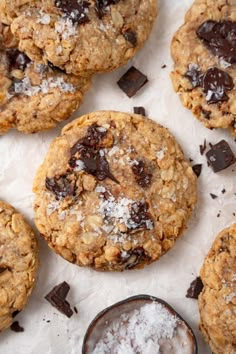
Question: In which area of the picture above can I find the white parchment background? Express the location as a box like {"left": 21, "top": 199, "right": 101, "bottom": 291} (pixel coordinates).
{"left": 0, "top": 0, "right": 235, "bottom": 353}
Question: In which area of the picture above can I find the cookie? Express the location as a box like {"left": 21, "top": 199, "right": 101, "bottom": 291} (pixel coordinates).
{"left": 33, "top": 111, "right": 197, "bottom": 271}
{"left": 1, "top": 0, "right": 157, "bottom": 76}
{"left": 0, "top": 200, "right": 38, "bottom": 331}
{"left": 0, "top": 23, "right": 91, "bottom": 134}
{"left": 171, "top": 0, "right": 236, "bottom": 136}
{"left": 198, "top": 224, "right": 236, "bottom": 354}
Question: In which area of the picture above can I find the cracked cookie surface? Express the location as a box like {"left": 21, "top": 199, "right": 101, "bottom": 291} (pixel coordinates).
{"left": 0, "top": 0, "right": 157, "bottom": 76}
{"left": 0, "top": 23, "right": 91, "bottom": 134}
{"left": 33, "top": 111, "right": 197, "bottom": 271}
{"left": 171, "top": 0, "right": 236, "bottom": 135}
{"left": 0, "top": 200, "right": 38, "bottom": 331}
{"left": 198, "top": 224, "right": 236, "bottom": 354}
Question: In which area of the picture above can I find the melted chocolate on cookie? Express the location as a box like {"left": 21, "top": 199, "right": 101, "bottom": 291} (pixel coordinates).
{"left": 197, "top": 20, "right": 236, "bottom": 64}
{"left": 132, "top": 161, "right": 152, "bottom": 188}
{"left": 45, "top": 175, "right": 76, "bottom": 200}
{"left": 55, "top": 0, "right": 90, "bottom": 24}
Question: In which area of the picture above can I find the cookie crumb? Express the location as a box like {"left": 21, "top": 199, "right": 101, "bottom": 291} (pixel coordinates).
{"left": 133, "top": 107, "right": 146, "bottom": 116}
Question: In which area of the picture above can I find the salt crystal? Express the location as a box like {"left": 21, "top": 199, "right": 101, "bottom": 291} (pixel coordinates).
{"left": 38, "top": 14, "right": 51, "bottom": 25}
{"left": 225, "top": 291, "right": 236, "bottom": 304}
{"left": 74, "top": 160, "right": 85, "bottom": 172}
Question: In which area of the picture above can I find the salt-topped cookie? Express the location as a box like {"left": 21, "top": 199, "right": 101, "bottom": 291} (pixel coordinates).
{"left": 33, "top": 111, "right": 197, "bottom": 271}
{"left": 0, "top": 23, "right": 91, "bottom": 133}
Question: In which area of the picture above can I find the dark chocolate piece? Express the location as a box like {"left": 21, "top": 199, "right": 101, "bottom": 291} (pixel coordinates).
{"left": 202, "top": 67, "right": 234, "bottom": 104}
{"left": 129, "top": 201, "right": 153, "bottom": 230}
{"left": 10, "top": 321, "right": 24, "bottom": 332}
{"left": 210, "top": 193, "right": 218, "bottom": 199}
{"left": 117, "top": 66, "right": 148, "bottom": 98}
{"left": 45, "top": 175, "right": 75, "bottom": 200}
{"left": 125, "top": 247, "right": 148, "bottom": 270}
{"left": 70, "top": 124, "right": 119, "bottom": 183}
{"left": 74, "top": 306, "right": 78, "bottom": 314}
{"left": 221, "top": 188, "right": 226, "bottom": 194}
{"left": 123, "top": 30, "right": 137, "bottom": 46}
{"left": 6, "top": 49, "right": 31, "bottom": 71}
{"left": 95, "top": 0, "right": 120, "bottom": 18}
{"left": 55, "top": 0, "right": 90, "bottom": 24}
{"left": 161, "top": 64, "right": 167, "bottom": 69}
{"left": 133, "top": 107, "right": 146, "bottom": 116}
{"left": 206, "top": 139, "right": 236, "bottom": 172}
{"left": 186, "top": 277, "right": 204, "bottom": 299}
{"left": 192, "top": 164, "right": 202, "bottom": 178}
{"left": 199, "top": 139, "right": 207, "bottom": 155}
{"left": 45, "top": 281, "right": 73, "bottom": 318}
{"left": 185, "top": 64, "right": 203, "bottom": 88}
{"left": 131, "top": 161, "right": 152, "bottom": 187}
{"left": 197, "top": 20, "right": 236, "bottom": 64}
{"left": 201, "top": 109, "right": 211, "bottom": 119}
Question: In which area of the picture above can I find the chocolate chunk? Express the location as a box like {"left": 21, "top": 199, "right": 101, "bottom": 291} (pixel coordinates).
{"left": 202, "top": 109, "right": 211, "bottom": 119}
{"left": 129, "top": 201, "right": 153, "bottom": 230}
{"left": 206, "top": 139, "right": 236, "bottom": 172}
{"left": 197, "top": 20, "right": 236, "bottom": 64}
{"left": 133, "top": 107, "right": 146, "bottom": 116}
{"left": 70, "top": 124, "right": 119, "bottom": 183}
{"left": 45, "top": 175, "right": 75, "bottom": 200}
{"left": 192, "top": 164, "right": 202, "bottom": 178}
{"left": 210, "top": 193, "right": 218, "bottom": 199}
{"left": 125, "top": 247, "right": 148, "bottom": 270}
{"left": 123, "top": 30, "right": 137, "bottom": 46}
{"left": 185, "top": 64, "right": 203, "bottom": 88}
{"left": 10, "top": 321, "right": 24, "bottom": 332}
{"left": 132, "top": 161, "right": 152, "bottom": 187}
{"left": 95, "top": 0, "right": 120, "bottom": 18}
{"left": 117, "top": 66, "right": 148, "bottom": 98}
{"left": 45, "top": 281, "right": 73, "bottom": 318}
{"left": 199, "top": 139, "right": 207, "bottom": 155}
{"left": 55, "top": 0, "right": 90, "bottom": 24}
{"left": 6, "top": 49, "right": 30, "bottom": 71}
{"left": 186, "top": 277, "right": 204, "bottom": 299}
{"left": 202, "top": 67, "right": 234, "bottom": 104}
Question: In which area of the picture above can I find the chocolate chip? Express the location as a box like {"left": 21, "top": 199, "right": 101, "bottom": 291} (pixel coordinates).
{"left": 186, "top": 277, "right": 204, "bottom": 299}
{"left": 45, "top": 175, "right": 75, "bottom": 200}
{"left": 123, "top": 30, "right": 137, "bottom": 46}
{"left": 74, "top": 306, "right": 78, "bottom": 314}
{"left": 10, "top": 321, "right": 24, "bottom": 332}
{"left": 210, "top": 193, "right": 218, "bottom": 199}
{"left": 125, "top": 247, "right": 148, "bottom": 270}
{"left": 45, "top": 281, "right": 73, "bottom": 318}
{"left": 202, "top": 67, "right": 234, "bottom": 104}
{"left": 197, "top": 20, "right": 236, "bottom": 64}
{"left": 202, "top": 109, "right": 211, "bottom": 119}
{"left": 117, "top": 66, "right": 148, "bottom": 98}
{"left": 70, "top": 124, "right": 119, "bottom": 183}
{"left": 132, "top": 161, "right": 152, "bottom": 187}
{"left": 192, "top": 164, "right": 202, "bottom": 177}
{"left": 185, "top": 64, "right": 204, "bottom": 88}
{"left": 6, "top": 49, "right": 30, "bottom": 71}
{"left": 55, "top": 0, "right": 90, "bottom": 24}
{"left": 161, "top": 64, "right": 167, "bottom": 69}
{"left": 206, "top": 139, "right": 236, "bottom": 172}
{"left": 199, "top": 139, "right": 207, "bottom": 155}
{"left": 129, "top": 201, "right": 153, "bottom": 230}
{"left": 95, "top": 0, "right": 120, "bottom": 18}
{"left": 133, "top": 107, "right": 146, "bottom": 116}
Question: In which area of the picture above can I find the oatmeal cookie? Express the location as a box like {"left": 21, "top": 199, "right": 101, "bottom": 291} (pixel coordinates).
{"left": 198, "top": 224, "right": 236, "bottom": 354}
{"left": 1, "top": 0, "right": 157, "bottom": 76}
{"left": 171, "top": 0, "right": 236, "bottom": 135}
{"left": 33, "top": 111, "right": 197, "bottom": 271}
{"left": 0, "top": 23, "right": 91, "bottom": 134}
{"left": 0, "top": 200, "right": 38, "bottom": 331}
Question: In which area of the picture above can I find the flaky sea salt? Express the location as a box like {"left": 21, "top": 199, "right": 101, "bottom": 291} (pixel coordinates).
{"left": 38, "top": 13, "right": 51, "bottom": 25}
{"left": 225, "top": 291, "right": 236, "bottom": 304}
{"left": 74, "top": 160, "right": 85, "bottom": 172}
{"left": 55, "top": 18, "right": 76, "bottom": 39}
{"left": 91, "top": 302, "right": 178, "bottom": 354}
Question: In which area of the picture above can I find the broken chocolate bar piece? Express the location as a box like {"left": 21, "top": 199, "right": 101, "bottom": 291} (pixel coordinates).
{"left": 10, "top": 321, "right": 24, "bottom": 332}
{"left": 206, "top": 140, "right": 236, "bottom": 172}
{"left": 186, "top": 277, "right": 204, "bottom": 299}
{"left": 45, "top": 281, "right": 73, "bottom": 318}
{"left": 192, "top": 164, "right": 202, "bottom": 178}
{"left": 117, "top": 66, "right": 148, "bottom": 98}
{"left": 133, "top": 107, "right": 146, "bottom": 116}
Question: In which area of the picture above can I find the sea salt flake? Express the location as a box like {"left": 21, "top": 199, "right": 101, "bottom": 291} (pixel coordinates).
{"left": 74, "top": 160, "right": 85, "bottom": 172}
{"left": 225, "top": 291, "right": 236, "bottom": 304}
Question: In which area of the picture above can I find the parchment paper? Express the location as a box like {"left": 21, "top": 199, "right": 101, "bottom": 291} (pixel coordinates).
{"left": 1, "top": 1, "right": 235, "bottom": 353}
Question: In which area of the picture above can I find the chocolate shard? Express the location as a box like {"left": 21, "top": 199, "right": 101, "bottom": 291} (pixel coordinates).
{"left": 206, "top": 140, "right": 236, "bottom": 172}
{"left": 123, "top": 30, "right": 137, "bottom": 46}
{"left": 131, "top": 160, "right": 152, "bottom": 187}
{"left": 210, "top": 193, "right": 218, "bottom": 199}
{"left": 199, "top": 139, "right": 207, "bottom": 155}
{"left": 45, "top": 281, "right": 73, "bottom": 318}
{"left": 192, "top": 164, "right": 202, "bottom": 178}
{"left": 117, "top": 66, "right": 148, "bottom": 98}
{"left": 45, "top": 175, "right": 75, "bottom": 200}
{"left": 10, "top": 321, "right": 24, "bottom": 332}
{"left": 197, "top": 20, "right": 236, "bottom": 64}
{"left": 55, "top": 0, "right": 90, "bottom": 24}
{"left": 133, "top": 106, "right": 146, "bottom": 116}
{"left": 202, "top": 67, "right": 234, "bottom": 104}
{"left": 125, "top": 247, "right": 148, "bottom": 270}
{"left": 186, "top": 277, "right": 204, "bottom": 299}
{"left": 6, "top": 49, "right": 31, "bottom": 71}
